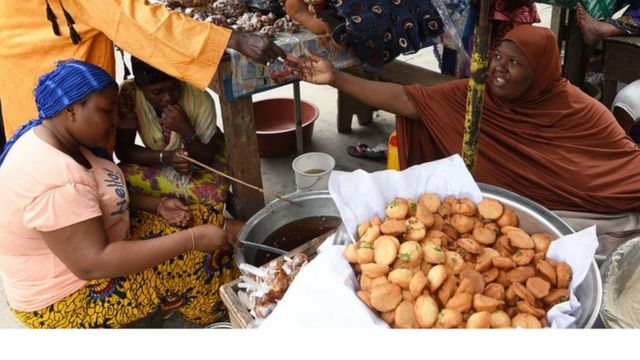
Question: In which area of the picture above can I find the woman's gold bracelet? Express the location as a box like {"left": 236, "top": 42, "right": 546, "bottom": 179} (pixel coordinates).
{"left": 188, "top": 228, "right": 195, "bottom": 252}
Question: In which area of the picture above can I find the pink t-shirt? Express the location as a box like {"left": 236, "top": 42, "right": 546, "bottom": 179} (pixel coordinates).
{"left": 0, "top": 129, "right": 130, "bottom": 311}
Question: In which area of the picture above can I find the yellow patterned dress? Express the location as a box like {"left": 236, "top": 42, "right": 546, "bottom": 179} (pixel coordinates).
{"left": 12, "top": 203, "right": 240, "bottom": 328}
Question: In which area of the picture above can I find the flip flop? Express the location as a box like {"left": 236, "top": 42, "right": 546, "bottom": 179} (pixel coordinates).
{"left": 346, "top": 143, "right": 387, "bottom": 161}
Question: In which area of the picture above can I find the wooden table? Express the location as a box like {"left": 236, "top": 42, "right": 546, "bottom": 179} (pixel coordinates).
{"left": 207, "top": 30, "right": 360, "bottom": 219}
{"left": 602, "top": 36, "right": 640, "bottom": 108}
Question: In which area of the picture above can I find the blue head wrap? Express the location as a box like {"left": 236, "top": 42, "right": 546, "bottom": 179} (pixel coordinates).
{"left": 0, "top": 59, "right": 117, "bottom": 166}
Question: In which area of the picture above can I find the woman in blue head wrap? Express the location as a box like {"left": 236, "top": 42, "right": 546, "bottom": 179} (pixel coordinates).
{"left": 0, "top": 60, "right": 240, "bottom": 328}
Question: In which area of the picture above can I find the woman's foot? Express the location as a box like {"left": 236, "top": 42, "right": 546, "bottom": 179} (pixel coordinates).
{"left": 576, "top": 3, "right": 624, "bottom": 45}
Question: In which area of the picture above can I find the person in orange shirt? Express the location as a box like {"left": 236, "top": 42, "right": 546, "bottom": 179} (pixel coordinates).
{"left": 0, "top": 0, "right": 285, "bottom": 140}
{"left": 0, "top": 60, "right": 241, "bottom": 328}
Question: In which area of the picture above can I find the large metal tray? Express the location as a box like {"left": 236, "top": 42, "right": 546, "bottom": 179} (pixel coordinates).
{"left": 235, "top": 185, "right": 602, "bottom": 328}
{"left": 479, "top": 183, "right": 602, "bottom": 328}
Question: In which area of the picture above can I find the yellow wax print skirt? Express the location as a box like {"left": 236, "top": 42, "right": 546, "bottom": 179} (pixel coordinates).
{"left": 12, "top": 203, "right": 240, "bottom": 328}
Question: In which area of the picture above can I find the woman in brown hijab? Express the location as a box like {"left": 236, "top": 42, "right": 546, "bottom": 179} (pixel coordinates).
{"left": 287, "top": 25, "right": 640, "bottom": 257}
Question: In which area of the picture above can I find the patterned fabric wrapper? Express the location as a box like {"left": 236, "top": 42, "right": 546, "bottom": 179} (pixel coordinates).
{"left": 536, "top": 0, "right": 617, "bottom": 19}
{"left": 12, "top": 203, "right": 240, "bottom": 328}
{"left": 332, "top": 0, "right": 445, "bottom": 68}
{"left": 606, "top": 0, "right": 640, "bottom": 35}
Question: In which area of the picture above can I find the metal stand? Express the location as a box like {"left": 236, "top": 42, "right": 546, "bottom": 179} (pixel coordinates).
{"left": 293, "top": 81, "right": 304, "bottom": 154}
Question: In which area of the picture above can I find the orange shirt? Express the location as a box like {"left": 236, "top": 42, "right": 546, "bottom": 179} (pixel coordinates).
{"left": 0, "top": 129, "right": 131, "bottom": 311}
{"left": 0, "top": 0, "right": 230, "bottom": 137}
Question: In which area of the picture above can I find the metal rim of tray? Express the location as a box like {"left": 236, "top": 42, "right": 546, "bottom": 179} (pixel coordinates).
{"left": 598, "top": 236, "right": 640, "bottom": 328}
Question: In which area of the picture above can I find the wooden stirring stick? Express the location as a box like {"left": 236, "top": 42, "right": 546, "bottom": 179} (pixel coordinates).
{"left": 176, "top": 154, "right": 302, "bottom": 207}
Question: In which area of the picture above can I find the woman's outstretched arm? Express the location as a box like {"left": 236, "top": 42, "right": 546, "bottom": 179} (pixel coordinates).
{"left": 287, "top": 49, "right": 420, "bottom": 119}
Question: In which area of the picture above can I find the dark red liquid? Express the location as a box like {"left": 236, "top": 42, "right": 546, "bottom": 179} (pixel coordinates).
{"left": 254, "top": 216, "right": 341, "bottom": 266}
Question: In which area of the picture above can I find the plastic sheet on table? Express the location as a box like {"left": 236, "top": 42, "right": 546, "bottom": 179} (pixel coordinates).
{"left": 432, "top": 0, "right": 471, "bottom": 63}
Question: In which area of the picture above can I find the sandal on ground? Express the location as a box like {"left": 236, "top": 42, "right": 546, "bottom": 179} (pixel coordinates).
{"left": 346, "top": 143, "right": 387, "bottom": 161}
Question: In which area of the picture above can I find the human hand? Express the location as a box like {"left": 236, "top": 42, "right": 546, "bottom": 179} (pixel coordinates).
{"left": 228, "top": 31, "right": 286, "bottom": 65}
{"left": 285, "top": 49, "right": 335, "bottom": 85}
{"left": 223, "top": 219, "right": 244, "bottom": 249}
{"left": 170, "top": 148, "right": 192, "bottom": 175}
{"left": 192, "top": 224, "right": 240, "bottom": 253}
{"left": 161, "top": 105, "right": 194, "bottom": 137}
{"left": 158, "top": 198, "right": 192, "bottom": 227}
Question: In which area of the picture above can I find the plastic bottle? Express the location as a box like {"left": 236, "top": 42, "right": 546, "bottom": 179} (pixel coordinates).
{"left": 387, "top": 130, "right": 400, "bottom": 170}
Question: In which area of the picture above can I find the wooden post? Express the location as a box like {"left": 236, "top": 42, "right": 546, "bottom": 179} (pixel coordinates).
{"left": 210, "top": 67, "right": 265, "bottom": 219}
{"left": 461, "top": 0, "right": 491, "bottom": 174}
{"left": 564, "top": 9, "right": 588, "bottom": 88}
{"left": 550, "top": 5, "right": 563, "bottom": 41}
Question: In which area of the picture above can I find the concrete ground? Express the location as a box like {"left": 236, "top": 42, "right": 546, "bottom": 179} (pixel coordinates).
{"left": 0, "top": 4, "right": 553, "bottom": 328}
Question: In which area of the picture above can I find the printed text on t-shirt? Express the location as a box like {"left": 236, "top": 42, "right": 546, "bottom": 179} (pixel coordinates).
{"left": 103, "top": 167, "right": 128, "bottom": 216}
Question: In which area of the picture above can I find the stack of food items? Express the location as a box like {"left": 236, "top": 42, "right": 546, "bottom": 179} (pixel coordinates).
{"left": 158, "top": 0, "right": 300, "bottom": 36}
{"left": 343, "top": 194, "right": 573, "bottom": 328}
{"left": 237, "top": 253, "right": 309, "bottom": 321}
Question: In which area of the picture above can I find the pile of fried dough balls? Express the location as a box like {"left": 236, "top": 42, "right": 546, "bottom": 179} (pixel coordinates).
{"left": 343, "top": 194, "right": 573, "bottom": 329}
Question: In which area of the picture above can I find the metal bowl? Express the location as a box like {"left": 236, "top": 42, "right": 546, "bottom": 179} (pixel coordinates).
{"left": 599, "top": 236, "right": 640, "bottom": 328}
{"left": 479, "top": 183, "right": 602, "bottom": 328}
{"left": 236, "top": 190, "right": 340, "bottom": 267}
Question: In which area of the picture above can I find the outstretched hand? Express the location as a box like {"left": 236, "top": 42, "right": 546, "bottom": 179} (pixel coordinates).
{"left": 285, "top": 49, "right": 336, "bottom": 85}
{"left": 228, "top": 32, "right": 286, "bottom": 65}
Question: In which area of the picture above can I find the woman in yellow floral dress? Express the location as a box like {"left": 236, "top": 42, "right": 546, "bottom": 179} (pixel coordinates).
{"left": 115, "top": 57, "right": 233, "bottom": 215}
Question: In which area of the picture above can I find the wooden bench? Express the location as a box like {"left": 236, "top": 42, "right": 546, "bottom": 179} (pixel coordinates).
{"left": 602, "top": 36, "right": 640, "bottom": 108}
{"left": 337, "top": 59, "right": 455, "bottom": 133}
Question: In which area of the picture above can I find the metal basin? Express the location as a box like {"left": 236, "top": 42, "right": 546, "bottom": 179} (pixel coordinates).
{"left": 236, "top": 190, "right": 340, "bottom": 267}
{"left": 479, "top": 183, "right": 602, "bottom": 328}
{"left": 599, "top": 236, "right": 640, "bottom": 328}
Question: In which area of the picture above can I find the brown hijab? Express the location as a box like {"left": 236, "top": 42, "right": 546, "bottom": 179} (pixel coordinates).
{"left": 397, "top": 25, "right": 640, "bottom": 213}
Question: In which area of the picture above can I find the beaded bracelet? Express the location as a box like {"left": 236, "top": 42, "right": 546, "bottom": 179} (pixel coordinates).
{"left": 159, "top": 151, "right": 166, "bottom": 165}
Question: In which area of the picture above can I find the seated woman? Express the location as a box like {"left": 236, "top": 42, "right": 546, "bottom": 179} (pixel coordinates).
{"left": 115, "top": 57, "right": 237, "bottom": 219}
{"left": 286, "top": 25, "right": 640, "bottom": 258}
{"left": 284, "top": 0, "right": 445, "bottom": 67}
{"left": 0, "top": 60, "right": 239, "bottom": 328}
